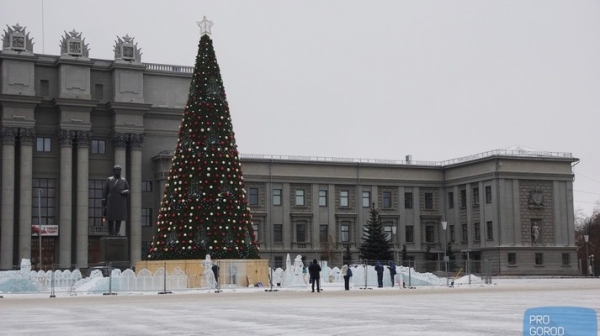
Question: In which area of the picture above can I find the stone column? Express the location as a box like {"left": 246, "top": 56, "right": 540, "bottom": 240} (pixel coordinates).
{"left": 18, "top": 128, "right": 35, "bottom": 263}
{"left": 75, "top": 131, "right": 90, "bottom": 268}
{"left": 129, "top": 133, "right": 144, "bottom": 266}
{"left": 0, "top": 127, "right": 17, "bottom": 270}
{"left": 112, "top": 132, "right": 128, "bottom": 177}
{"left": 58, "top": 129, "right": 74, "bottom": 269}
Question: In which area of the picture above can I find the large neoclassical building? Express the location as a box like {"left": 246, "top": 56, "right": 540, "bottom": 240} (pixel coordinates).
{"left": 0, "top": 25, "right": 578, "bottom": 275}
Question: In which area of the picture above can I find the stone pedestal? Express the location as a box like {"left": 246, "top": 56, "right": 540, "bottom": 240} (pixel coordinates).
{"left": 100, "top": 236, "right": 129, "bottom": 268}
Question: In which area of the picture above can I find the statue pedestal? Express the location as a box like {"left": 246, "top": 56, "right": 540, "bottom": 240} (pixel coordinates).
{"left": 100, "top": 236, "right": 129, "bottom": 268}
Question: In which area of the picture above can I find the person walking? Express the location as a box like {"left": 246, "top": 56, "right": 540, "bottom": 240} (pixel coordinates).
{"left": 374, "top": 261, "right": 384, "bottom": 288}
{"left": 308, "top": 259, "right": 322, "bottom": 292}
{"left": 388, "top": 261, "right": 397, "bottom": 287}
{"left": 341, "top": 263, "right": 352, "bottom": 290}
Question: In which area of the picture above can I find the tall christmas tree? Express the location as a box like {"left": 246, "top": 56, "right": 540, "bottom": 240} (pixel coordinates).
{"left": 148, "top": 17, "right": 259, "bottom": 260}
{"left": 358, "top": 204, "right": 393, "bottom": 261}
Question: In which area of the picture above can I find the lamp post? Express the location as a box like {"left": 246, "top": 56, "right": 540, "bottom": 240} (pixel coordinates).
{"left": 584, "top": 234, "right": 589, "bottom": 276}
{"left": 37, "top": 188, "right": 44, "bottom": 271}
{"left": 591, "top": 254, "right": 595, "bottom": 278}
{"left": 441, "top": 221, "right": 448, "bottom": 286}
{"left": 392, "top": 226, "right": 397, "bottom": 263}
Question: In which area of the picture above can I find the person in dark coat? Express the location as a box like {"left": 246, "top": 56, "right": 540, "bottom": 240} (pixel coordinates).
{"left": 388, "top": 261, "right": 397, "bottom": 287}
{"left": 308, "top": 259, "right": 322, "bottom": 292}
{"left": 374, "top": 261, "right": 384, "bottom": 288}
{"left": 102, "top": 165, "right": 130, "bottom": 236}
{"left": 341, "top": 263, "right": 352, "bottom": 290}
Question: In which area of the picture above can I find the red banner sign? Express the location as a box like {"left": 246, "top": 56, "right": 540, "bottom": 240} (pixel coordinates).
{"left": 31, "top": 225, "right": 59, "bottom": 236}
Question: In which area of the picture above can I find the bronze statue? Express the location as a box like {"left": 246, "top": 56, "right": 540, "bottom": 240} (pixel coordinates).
{"left": 102, "top": 165, "right": 130, "bottom": 236}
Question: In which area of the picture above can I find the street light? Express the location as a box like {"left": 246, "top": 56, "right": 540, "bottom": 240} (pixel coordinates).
{"left": 441, "top": 221, "right": 448, "bottom": 286}
{"left": 591, "top": 254, "right": 595, "bottom": 278}
{"left": 584, "top": 235, "right": 589, "bottom": 276}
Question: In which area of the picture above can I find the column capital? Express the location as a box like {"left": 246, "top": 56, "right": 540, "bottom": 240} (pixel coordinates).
{"left": 112, "top": 132, "right": 128, "bottom": 149}
{"left": 75, "top": 131, "right": 91, "bottom": 148}
{"left": 129, "top": 133, "right": 145, "bottom": 149}
{"left": 0, "top": 127, "right": 17, "bottom": 145}
{"left": 18, "top": 128, "right": 36, "bottom": 145}
{"left": 57, "top": 129, "right": 75, "bottom": 146}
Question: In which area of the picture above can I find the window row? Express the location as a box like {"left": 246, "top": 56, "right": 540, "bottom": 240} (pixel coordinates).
{"left": 507, "top": 252, "right": 571, "bottom": 266}
{"left": 248, "top": 187, "right": 493, "bottom": 210}
{"left": 450, "top": 186, "right": 493, "bottom": 209}
{"left": 33, "top": 178, "right": 155, "bottom": 228}
{"left": 35, "top": 137, "right": 107, "bottom": 154}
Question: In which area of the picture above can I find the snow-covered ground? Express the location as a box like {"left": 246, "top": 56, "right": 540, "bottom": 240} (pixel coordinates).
{"left": 0, "top": 277, "right": 598, "bottom": 335}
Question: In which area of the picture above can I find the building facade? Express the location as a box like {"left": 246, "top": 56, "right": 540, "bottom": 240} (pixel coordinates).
{"left": 0, "top": 25, "right": 578, "bottom": 275}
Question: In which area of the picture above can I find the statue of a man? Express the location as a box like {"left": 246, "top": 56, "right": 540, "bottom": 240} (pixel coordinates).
{"left": 102, "top": 165, "right": 130, "bottom": 236}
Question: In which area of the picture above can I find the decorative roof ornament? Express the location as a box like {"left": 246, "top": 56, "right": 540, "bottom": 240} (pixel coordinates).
{"left": 59, "top": 29, "right": 90, "bottom": 58}
{"left": 1, "top": 23, "right": 34, "bottom": 53}
{"left": 114, "top": 34, "right": 142, "bottom": 63}
{"left": 196, "top": 16, "right": 213, "bottom": 36}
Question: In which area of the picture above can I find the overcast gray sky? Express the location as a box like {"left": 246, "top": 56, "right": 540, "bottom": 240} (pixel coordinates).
{"left": 2, "top": 0, "right": 599, "bottom": 216}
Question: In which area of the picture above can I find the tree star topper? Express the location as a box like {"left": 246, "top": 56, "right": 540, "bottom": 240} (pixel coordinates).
{"left": 197, "top": 16, "right": 213, "bottom": 36}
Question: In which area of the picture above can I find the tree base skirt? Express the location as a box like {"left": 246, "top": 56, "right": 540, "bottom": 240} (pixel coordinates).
{"left": 135, "top": 259, "right": 269, "bottom": 288}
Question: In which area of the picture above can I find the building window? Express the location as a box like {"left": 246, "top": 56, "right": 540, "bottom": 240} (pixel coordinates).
{"left": 473, "top": 188, "right": 479, "bottom": 206}
{"left": 319, "top": 190, "right": 327, "bottom": 207}
{"left": 340, "top": 223, "right": 350, "bottom": 242}
{"left": 32, "top": 178, "right": 56, "bottom": 226}
{"left": 296, "top": 221, "right": 306, "bottom": 242}
{"left": 362, "top": 191, "right": 370, "bottom": 207}
{"left": 425, "top": 225, "right": 435, "bottom": 243}
{"left": 142, "top": 208, "right": 153, "bottom": 227}
{"left": 450, "top": 225, "right": 455, "bottom": 242}
{"left": 404, "top": 192, "right": 413, "bottom": 209}
{"left": 384, "top": 224, "right": 393, "bottom": 242}
{"left": 141, "top": 241, "right": 152, "bottom": 260}
{"left": 141, "top": 181, "right": 153, "bottom": 192}
{"left": 273, "top": 189, "right": 282, "bottom": 206}
{"left": 340, "top": 190, "right": 349, "bottom": 207}
{"left": 273, "top": 224, "right": 283, "bottom": 243}
{"left": 40, "top": 79, "right": 50, "bottom": 97}
{"left": 249, "top": 188, "right": 259, "bottom": 205}
{"left": 405, "top": 226, "right": 414, "bottom": 243}
{"left": 535, "top": 253, "right": 544, "bottom": 266}
{"left": 448, "top": 192, "right": 454, "bottom": 209}
{"left": 460, "top": 190, "right": 467, "bottom": 208}
{"left": 274, "top": 256, "right": 283, "bottom": 269}
{"left": 562, "top": 253, "right": 570, "bottom": 266}
{"left": 252, "top": 224, "right": 259, "bottom": 242}
{"left": 295, "top": 189, "right": 305, "bottom": 206}
{"left": 424, "top": 193, "right": 433, "bottom": 210}
{"left": 508, "top": 253, "right": 516, "bottom": 265}
{"left": 319, "top": 225, "right": 328, "bottom": 242}
{"left": 462, "top": 224, "right": 468, "bottom": 242}
{"left": 474, "top": 222, "right": 481, "bottom": 241}
{"left": 94, "top": 83, "right": 104, "bottom": 101}
{"left": 486, "top": 221, "right": 493, "bottom": 240}
{"left": 485, "top": 186, "right": 492, "bottom": 204}
{"left": 87, "top": 179, "right": 103, "bottom": 227}
{"left": 36, "top": 137, "right": 51, "bottom": 152}
{"left": 91, "top": 140, "right": 106, "bottom": 154}
{"left": 382, "top": 191, "right": 392, "bottom": 208}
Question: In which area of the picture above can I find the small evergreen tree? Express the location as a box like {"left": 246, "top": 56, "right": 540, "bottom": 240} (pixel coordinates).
{"left": 446, "top": 242, "right": 457, "bottom": 271}
{"left": 342, "top": 244, "right": 353, "bottom": 265}
{"left": 401, "top": 244, "right": 409, "bottom": 266}
{"left": 359, "top": 204, "right": 393, "bottom": 261}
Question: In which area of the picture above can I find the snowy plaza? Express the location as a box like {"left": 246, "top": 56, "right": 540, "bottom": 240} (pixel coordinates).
{"left": 0, "top": 277, "right": 598, "bottom": 336}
